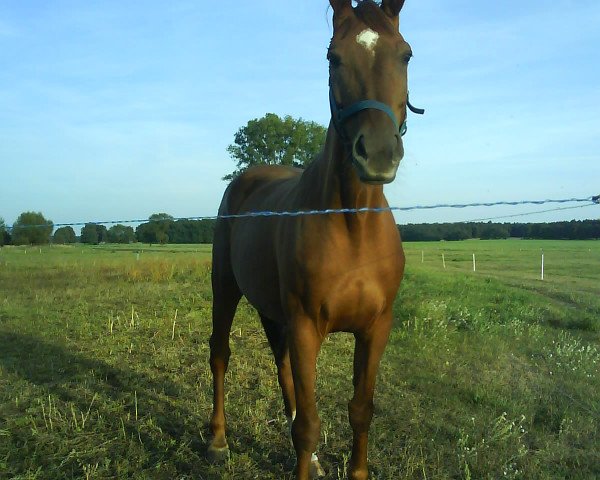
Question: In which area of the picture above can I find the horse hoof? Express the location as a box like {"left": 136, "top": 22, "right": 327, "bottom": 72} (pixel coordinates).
{"left": 348, "top": 467, "right": 369, "bottom": 480}
{"left": 207, "top": 443, "right": 230, "bottom": 464}
{"left": 310, "top": 458, "right": 326, "bottom": 478}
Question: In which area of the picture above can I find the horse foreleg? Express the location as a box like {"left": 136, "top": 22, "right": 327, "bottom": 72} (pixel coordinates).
{"left": 348, "top": 316, "right": 393, "bottom": 480}
{"left": 289, "top": 319, "right": 324, "bottom": 479}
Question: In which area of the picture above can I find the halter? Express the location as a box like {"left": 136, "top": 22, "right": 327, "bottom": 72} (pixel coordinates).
{"left": 329, "top": 87, "right": 424, "bottom": 140}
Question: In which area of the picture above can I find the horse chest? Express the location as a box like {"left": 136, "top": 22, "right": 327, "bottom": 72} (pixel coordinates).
{"left": 284, "top": 241, "right": 403, "bottom": 331}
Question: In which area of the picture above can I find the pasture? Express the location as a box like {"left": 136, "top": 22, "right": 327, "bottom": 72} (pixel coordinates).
{"left": 0, "top": 240, "right": 598, "bottom": 479}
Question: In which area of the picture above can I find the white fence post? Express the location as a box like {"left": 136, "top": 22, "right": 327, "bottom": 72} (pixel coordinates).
{"left": 472, "top": 253, "right": 476, "bottom": 272}
{"left": 541, "top": 251, "right": 544, "bottom": 280}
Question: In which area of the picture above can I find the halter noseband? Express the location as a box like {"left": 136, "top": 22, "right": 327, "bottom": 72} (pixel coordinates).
{"left": 329, "top": 88, "right": 424, "bottom": 139}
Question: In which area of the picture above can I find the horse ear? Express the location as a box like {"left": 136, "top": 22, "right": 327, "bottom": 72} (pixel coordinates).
{"left": 330, "top": 0, "right": 352, "bottom": 28}
{"left": 330, "top": 0, "right": 352, "bottom": 16}
{"left": 381, "top": 0, "right": 406, "bottom": 23}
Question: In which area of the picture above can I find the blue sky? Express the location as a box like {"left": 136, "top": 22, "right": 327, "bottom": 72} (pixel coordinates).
{"left": 1, "top": 0, "right": 599, "bottom": 230}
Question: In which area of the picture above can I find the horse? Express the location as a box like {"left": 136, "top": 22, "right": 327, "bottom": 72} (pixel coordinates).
{"left": 208, "top": 1, "right": 421, "bottom": 478}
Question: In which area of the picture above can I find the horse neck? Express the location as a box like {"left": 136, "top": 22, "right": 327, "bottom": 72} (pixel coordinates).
{"left": 301, "top": 122, "right": 388, "bottom": 213}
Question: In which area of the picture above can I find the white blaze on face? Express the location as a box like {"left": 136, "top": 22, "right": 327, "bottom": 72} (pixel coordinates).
{"left": 356, "top": 28, "right": 379, "bottom": 55}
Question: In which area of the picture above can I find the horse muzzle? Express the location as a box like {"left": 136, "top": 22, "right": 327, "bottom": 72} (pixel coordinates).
{"left": 329, "top": 88, "right": 418, "bottom": 184}
{"left": 351, "top": 130, "right": 402, "bottom": 184}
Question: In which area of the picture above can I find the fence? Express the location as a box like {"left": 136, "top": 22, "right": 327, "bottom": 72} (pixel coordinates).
{"left": 5, "top": 195, "right": 599, "bottom": 231}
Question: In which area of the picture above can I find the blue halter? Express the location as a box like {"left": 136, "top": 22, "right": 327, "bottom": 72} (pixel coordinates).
{"left": 329, "top": 87, "right": 424, "bottom": 139}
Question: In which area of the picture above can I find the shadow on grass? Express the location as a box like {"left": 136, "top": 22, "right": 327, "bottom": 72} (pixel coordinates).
{"left": 0, "top": 331, "right": 290, "bottom": 479}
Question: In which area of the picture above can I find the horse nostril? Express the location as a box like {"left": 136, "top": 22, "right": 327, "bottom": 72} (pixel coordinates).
{"left": 354, "top": 135, "right": 368, "bottom": 161}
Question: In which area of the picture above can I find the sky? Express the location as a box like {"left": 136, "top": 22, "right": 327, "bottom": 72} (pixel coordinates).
{"left": 1, "top": 0, "right": 599, "bottom": 231}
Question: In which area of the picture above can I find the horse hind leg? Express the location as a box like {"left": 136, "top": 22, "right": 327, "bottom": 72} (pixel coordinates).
{"left": 207, "top": 259, "right": 242, "bottom": 463}
{"left": 260, "top": 315, "right": 296, "bottom": 420}
{"left": 260, "top": 315, "right": 325, "bottom": 478}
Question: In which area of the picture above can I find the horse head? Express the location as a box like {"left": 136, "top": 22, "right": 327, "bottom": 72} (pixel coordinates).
{"left": 328, "top": 0, "right": 417, "bottom": 184}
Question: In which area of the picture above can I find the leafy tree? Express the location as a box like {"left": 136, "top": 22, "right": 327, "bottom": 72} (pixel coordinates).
{"left": 96, "top": 225, "right": 109, "bottom": 243}
{"left": 134, "top": 216, "right": 216, "bottom": 244}
{"left": 443, "top": 224, "right": 471, "bottom": 241}
{"left": 11, "top": 212, "right": 53, "bottom": 245}
{"left": 509, "top": 223, "right": 530, "bottom": 238}
{"left": 107, "top": 224, "right": 136, "bottom": 244}
{"left": 80, "top": 224, "right": 109, "bottom": 244}
{"left": 224, "top": 113, "right": 327, "bottom": 180}
{"left": 149, "top": 213, "right": 173, "bottom": 244}
{"left": 135, "top": 222, "right": 155, "bottom": 244}
{"left": 167, "top": 219, "right": 216, "bottom": 243}
{"left": 136, "top": 214, "right": 174, "bottom": 244}
{"left": 0, "top": 217, "right": 10, "bottom": 246}
{"left": 400, "top": 223, "right": 443, "bottom": 241}
{"left": 149, "top": 213, "right": 175, "bottom": 223}
{"left": 53, "top": 226, "right": 76, "bottom": 244}
{"left": 479, "top": 223, "right": 509, "bottom": 240}
{"left": 572, "top": 220, "right": 600, "bottom": 239}
{"left": 81, "top": 224, "right": 99, "bottom": 244}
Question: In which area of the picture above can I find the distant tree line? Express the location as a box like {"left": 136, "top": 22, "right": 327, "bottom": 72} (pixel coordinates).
{"left": 1, "top": 212, "right": 598, "bottom": 246}
{"left": 76, "top": 214, "right": 216, "bottom": 245}
{"left": 134, "top": 214, "right": 215, "bottom": 244}
{"left": 399, "top": 220, "right": 600, "bottom": 241}
{"left": 0, "top": 212, "right": 217, "bottom": 246}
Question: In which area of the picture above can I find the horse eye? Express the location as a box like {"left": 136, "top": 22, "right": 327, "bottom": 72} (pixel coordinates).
{"left": 403, "top": 53, "right": 413, "bottom": 65}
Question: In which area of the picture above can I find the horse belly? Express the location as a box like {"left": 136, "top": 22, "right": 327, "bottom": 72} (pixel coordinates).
{"left": 230, "top": 220, "right": 284, "bottom": 321}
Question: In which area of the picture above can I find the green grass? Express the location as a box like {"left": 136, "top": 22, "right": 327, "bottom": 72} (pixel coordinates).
{"left": 0, "top": 240, "right": 599, "bottom": 479}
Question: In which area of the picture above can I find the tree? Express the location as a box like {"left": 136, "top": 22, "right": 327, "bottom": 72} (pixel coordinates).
{"left": 443, "top": 224, "right": 471, "bottom": 241}
{"left": 80, "top": 223, "right": 108, "bottom": 244}
{"left": 107, "top": 224, "right": 136, "bottom": 244}
{"left": 478, "top": 223, "right": 509, "bottom": 240}
{"left": 96, "top": 225, "right": 109, "bottom": 243}
{"left": 224, "top": 113, "right": 327, "bottom": 180}
{"left": 167, "top": 219, "right": 216, "bottom": 243}
{"left": 0, "top": 217, "right": 10, "bottom": 246}
{"left": 135, "top": 222, "right": 155, "bottom": 244}
{"left": 11, "top": 212, "right": 53, "bottom": 245}
{"left": 81, "top": 223, "right": 99, "bottom": 244}
{"left": 53, "top": 226, "right": 76, "bottom": 244}
{"left": 149, "top": 213, "right": 173, "bottom": 245}
{"left": 136, "top": 213, "right": 174, "bottom": 244}
{"left": 149, "top": 213, "right": 174, "bottom": 224}
{"left": 509, "top": 223, "right": 530, "bottom": 238}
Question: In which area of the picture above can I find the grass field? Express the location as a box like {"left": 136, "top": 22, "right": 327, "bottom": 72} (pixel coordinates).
{"left": 0, "top": 240, "right": 599, "bottom": 479}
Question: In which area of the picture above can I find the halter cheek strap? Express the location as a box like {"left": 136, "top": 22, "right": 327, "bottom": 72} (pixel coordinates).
{"left": 329, "top": 87, "right": 424, "bottom": 139}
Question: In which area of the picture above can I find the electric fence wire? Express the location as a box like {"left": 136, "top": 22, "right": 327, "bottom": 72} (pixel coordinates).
{"left": 5, "top": 195, "right": 599, "bottom": 230}
{"left": 467, "top": 202, "right": 598, "bottom": 223}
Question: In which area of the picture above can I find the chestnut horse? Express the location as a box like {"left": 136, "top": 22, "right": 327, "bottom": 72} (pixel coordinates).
{"left": 208, "top": 1, "right": 421, "bottom": 478}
